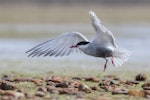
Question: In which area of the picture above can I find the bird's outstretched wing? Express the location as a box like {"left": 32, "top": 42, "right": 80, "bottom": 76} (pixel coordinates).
{"left": 26, "top": 32, "right": 88, "bottom": 57}
{"left": 89, "top": 11, "right": 117, "bottom": 48}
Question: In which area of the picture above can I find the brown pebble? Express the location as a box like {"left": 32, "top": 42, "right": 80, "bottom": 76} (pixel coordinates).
{"left": 0, "top": 90, "right": 25, "bottom": 99}
{"left": 55, "top": 82, "right": 68, "bottom": 88}
{"left": 0, "top": 81, "right": 16, "bottom": 90}
{"left": 46, "top": 86, "right": 58, "bottom": 94}
{"left": 128, "top": 90, "right": 145, "bottom": 97}
{"left": 46, "top": 76, "right": 66, "bottom": 83}
{"left": 58, "top": 88, "right": 78, "bottom": 95}
{"left": 142, "top": 82, "right": 150, "bottom": 88}
{"left": 112, "top": 88, "right": 128, "bottom": 95}
{"left": 46, "top": 81, "right": 56, "bottom": 86}
{"left": 78, "top": 84, "right": 92, "bottom": 93}
{"left": 31, "top": 79, "right": 42, "bottom": 86}
{"left": 143, "top": 87, "right": 150, "bottom": 90}
{"left": 72, "top": 77, "right": 82, "bottom": 80}
{"left": 145, "top": 95, "right": 150, "bottom": 99}
{"left": 69, "top": 80, "right": 82, "bottom": 88}
{"left": 126, "top": 80, "right": 139, "bottom": 85}
{"left": 25, "top": 93, "right": 35, "bottom": 99}
{"left": 135, "top": 73, "right": 147, "bottom": 81}
{"left": 143, "top": 90, "right": 150, "bottom": 94}
{"left": 84, "top": 77, "right": 99, "bottom": 82}
{"left": 16, "top": 88, "right": 24, "bottom": 93}
{"left": 13, "top": 77, "right": 32, "bottom": 82}
{"left": 37, "top": 86, "right": 47, "bottom": 93}
{"left": 90, "top": 86, "right": 98, "bottom": 91}
{"left": 35, "top": 91, "right": 45, "bottom": 97}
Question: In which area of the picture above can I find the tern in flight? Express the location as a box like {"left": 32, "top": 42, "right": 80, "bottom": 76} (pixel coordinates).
{"left": 26, "top": 11, "right": 130, "bottom": 71}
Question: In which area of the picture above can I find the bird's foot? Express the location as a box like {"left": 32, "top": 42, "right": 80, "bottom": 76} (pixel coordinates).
{"left": 103, "top": 64, "right": 107, "bottom": 72}
{"left": 111, "top": 56, "right": 115, "bottom": 66}
{"left": 103, "top": 58, "right": 108, "bottom": 72}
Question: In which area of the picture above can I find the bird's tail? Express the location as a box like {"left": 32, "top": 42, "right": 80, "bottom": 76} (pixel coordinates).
{"left": 112, "top": 48, "right": 131, "bottom": 67}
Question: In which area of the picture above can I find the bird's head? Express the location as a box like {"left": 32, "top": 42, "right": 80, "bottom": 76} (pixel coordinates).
{"left": 70, "top": 41, "right": 89, "bottom": 48}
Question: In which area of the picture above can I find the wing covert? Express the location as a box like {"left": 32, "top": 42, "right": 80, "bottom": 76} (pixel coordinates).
{"left": 26, "top": 32, "right": 88, "bottom": 57}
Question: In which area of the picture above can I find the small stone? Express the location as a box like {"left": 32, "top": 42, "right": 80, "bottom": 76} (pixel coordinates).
{"left": 135, "top": 73, "right": 147, "bottom": 81}
{"left": 55, "top": 82, "right": 68, "bottom": 88}
{"left": 90, "top": 86, "right": 98, "bottom": 91}
{"left": 58, "top": 88, "right": 78, "bottom": 95}
{"left": 78, "top": 84, "right": 92, "bottom": 93}
{"left": 46, "top": 86, "right": 58, "bottom": 94}
{"left": 69, "top": 80, "right": 82, "bottom": 88}
{"left": 72, "top": 77, "right": 82, "bottom": 80}
{"left": 126, "top": 80, "right": 139, "bottom": 85}
{"left": 112, "top": 88, "right": 128, "bottom": 95}
{"left": 32, "top": 79, "right": 42, "bottom": 86}
{"left": 0, "top": 90, "right": 25, "bottom": 99}
{"left": 100, "top": 86, "right": 113, "bottom": 92}
{"left": 144, "top": 90, "right": 150, "bottom": 95}
{"left": 46, "top": 81, "right": 56, "bottom": 86}
{"left": 0, "top": 81, "right": 16, "bottom": 90}
{"left": 13, "top": 77, "right": 32, "bottom": 82}
{"left": 145, "top": 95, "right": 150, "bottom": 99}
{"left": 142, "top": 82, "right": 150, "bottom": 88}
{"left": 25, "top": 93, "right": 35, "bottom": 99}
{"left": 128, "top": 90, "right": 145, "bottom": 97}
{"left": 143, "top": 87, "right": 150, "bottom": 90}
{"left": 16, "top": 88, "right": 24, "bottom": 93}
{"left": 84, "top": 77, "right": 99, "bottom": 82}
{"left": 37, "top": 86, "right": 47, "bottom": 93}
{"left": 46, "top": 76, "right": 66, "bottom": 83}
{"left": 35, "top": 91, "right": 45, "bottom": 97}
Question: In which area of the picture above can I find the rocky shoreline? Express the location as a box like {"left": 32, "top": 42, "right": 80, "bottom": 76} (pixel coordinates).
{"left": 0, "top": 73, "right": 149, "bottom": 100}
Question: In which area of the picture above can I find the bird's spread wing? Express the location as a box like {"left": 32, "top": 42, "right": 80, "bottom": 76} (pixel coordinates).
{"left": 89, "top": 11, "right": 117, "bottom": 48}
{"left": 26, "top": 32, "right": 88, "bottom": 57}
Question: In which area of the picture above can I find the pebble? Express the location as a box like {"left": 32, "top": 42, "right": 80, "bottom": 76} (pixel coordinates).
{"left": 135, "top": 73, "right": 147, "bottom": 81}
{"left": 142, "top": 82, "right": 150, "bottom": 88}
{"left": 35, "top": 91, "right": 46, "bottom": 97}
{"left": 37, "top": 86, "right": 47, "bottom": 93}
{"left": 58, "top": 88, "right": 78, "bottom": 95}
{"left": 46, "top": 76, "right": 67, "bottom": 83}
{"left": 128, "top": 90, "right": 145, "bottom": 97}
{"left": 0, "top": 90, "right": 25, "bottom": 99}
{"left": 69, "top": 80, "right": 82, "bottom": 88}
{"left": 84, "top": 77, "right": 99, "bottom": 82}
{"left": 112, "top": 88, "right": 128, "bottom": 95}
{"left": 0, "top": 81, "right": 16, "bottom": 90}
{"left": 78, "top": 84, "right": 92, "bottom": 93}
{"left": 55, "top": 82, "right": 68, "bottom": 88}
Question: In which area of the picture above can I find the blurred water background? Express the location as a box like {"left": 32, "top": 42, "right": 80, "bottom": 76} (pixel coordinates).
{"left": 0, "top": 0, "right": 150, "bottom": 75}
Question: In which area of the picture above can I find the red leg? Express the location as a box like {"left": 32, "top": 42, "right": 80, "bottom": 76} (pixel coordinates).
{"left": 104, "top": 58, "right": 108, "bottom": 72}
{"left": 111, "top": 55, "right": 115, "bottom": 66}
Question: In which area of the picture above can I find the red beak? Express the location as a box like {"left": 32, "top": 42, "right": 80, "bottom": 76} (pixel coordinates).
{"left": 70, "top": 45, "right": 77, "bottom": 48}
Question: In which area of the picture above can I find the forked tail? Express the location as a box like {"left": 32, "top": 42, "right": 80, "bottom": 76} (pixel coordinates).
{"left": 112, "top": 48, "right": 131, "bottom": 67}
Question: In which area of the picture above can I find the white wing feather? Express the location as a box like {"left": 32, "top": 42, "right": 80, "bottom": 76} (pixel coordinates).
{"left": 89, "top": 10, "right": 131, "bottom": 67}
{"left": 89, "top": 11, "right": 117, "bottom": 48}
{"left": 26, "top": 32, "right": 88, "bottom": 57}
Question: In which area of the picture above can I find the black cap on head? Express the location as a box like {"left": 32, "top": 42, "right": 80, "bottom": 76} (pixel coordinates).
{"left": 77, "top": 41, "right": 89, "bottom": 46}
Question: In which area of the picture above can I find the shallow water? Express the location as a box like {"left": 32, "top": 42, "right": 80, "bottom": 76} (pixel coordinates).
{"left": 0, "top": 24, "right": 150, "bottom": 71}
